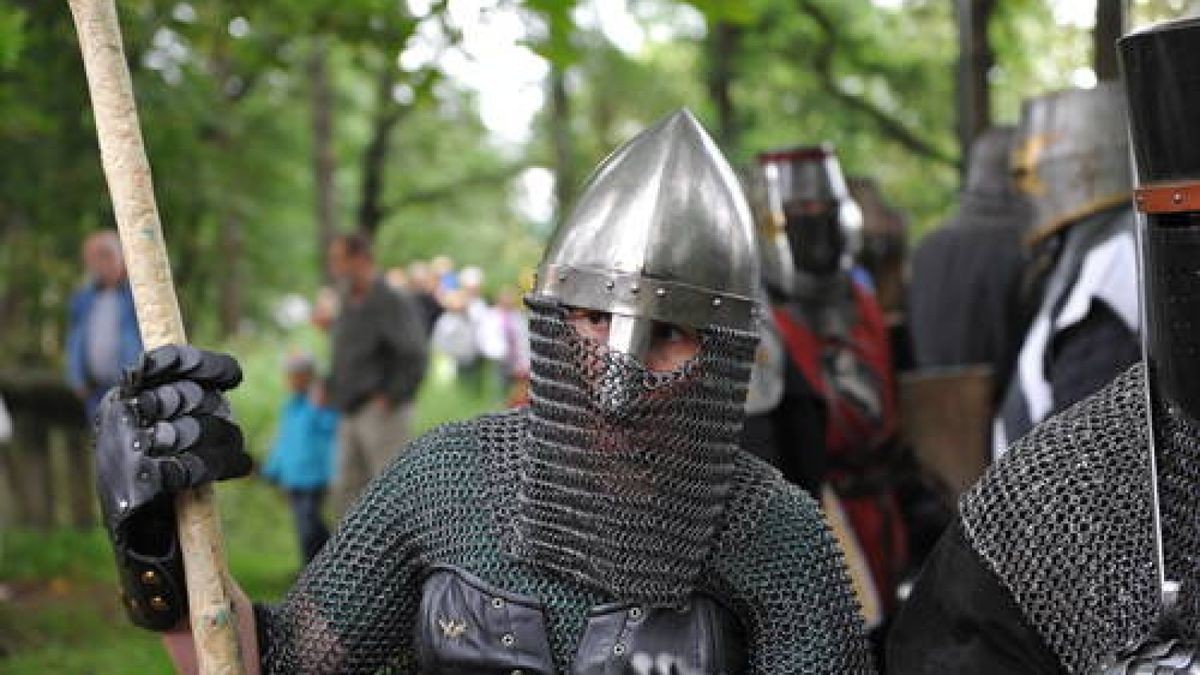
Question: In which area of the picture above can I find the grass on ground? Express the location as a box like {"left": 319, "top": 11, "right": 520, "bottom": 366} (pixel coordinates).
{"left": 0, "top": 331, "right": 500, "bottom": 674}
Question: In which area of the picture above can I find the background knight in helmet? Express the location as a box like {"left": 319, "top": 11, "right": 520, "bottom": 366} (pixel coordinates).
{"left": 991, "top": 83, "right": 1141, "bottom": 456}
{"left": 749, "top": 143, "right": 907, "bottom": 636}
{"left": 95, "top": 109, "right": 873, "bottom": 674}
{"left": 888, "top": 24, "right": 1200, "bottom": 671}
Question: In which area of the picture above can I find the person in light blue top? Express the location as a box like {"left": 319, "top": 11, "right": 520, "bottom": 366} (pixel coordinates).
{"left": 263, "top": 353, "right": 338, "bottom": 564}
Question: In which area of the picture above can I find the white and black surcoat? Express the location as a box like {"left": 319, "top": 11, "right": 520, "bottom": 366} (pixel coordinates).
{"left": 992, "top": 205, "right": 1141, "bottom": 455}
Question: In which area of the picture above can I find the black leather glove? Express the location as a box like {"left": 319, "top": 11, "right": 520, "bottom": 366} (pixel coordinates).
{"left": 94, "top": 345, "right": 252, "bottom": 630}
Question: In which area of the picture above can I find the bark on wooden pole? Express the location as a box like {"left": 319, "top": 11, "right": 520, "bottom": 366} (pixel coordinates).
{"left": 65, "top": 1, "right": 246, "bottom": 673}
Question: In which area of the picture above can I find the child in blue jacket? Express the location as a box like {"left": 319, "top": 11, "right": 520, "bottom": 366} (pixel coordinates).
{"left": 263, "top": 354, "right": 338, "bottom": 564}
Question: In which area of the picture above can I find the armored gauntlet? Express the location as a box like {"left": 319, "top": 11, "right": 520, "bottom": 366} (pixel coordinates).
{"left": 94, "top": 345, "right": 252, "bottom": 630}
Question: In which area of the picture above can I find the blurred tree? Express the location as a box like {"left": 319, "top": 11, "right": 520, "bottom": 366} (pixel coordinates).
{"left": 525, "top": 0, "right": 582, "bottom": 219}
{"left": 956, "top": 0, "right": 997, "bottom": 174}
{"left": 706, "top": 19, "right": 743, "bottom": 151}
{"left": 0, "top": 1, "right": 108, "bottom": 363}
{"left": 372, "top": 98, "right": 540, "bottom": 291}
{"left": 7, "top": 0, "right": 1199, "bottom": 371}
{"left": 716, "top": 0, "right": 960, "bottom": 231}
{"left": 1093, "top": 0, "right": 1126, "bottom": 81}
{"left": 308, "top": 38, "right": 337, "bottom": 279}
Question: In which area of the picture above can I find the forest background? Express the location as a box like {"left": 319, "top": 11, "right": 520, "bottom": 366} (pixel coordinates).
{"left": 4, "top": 0, "right": 1199, "bottom": 361}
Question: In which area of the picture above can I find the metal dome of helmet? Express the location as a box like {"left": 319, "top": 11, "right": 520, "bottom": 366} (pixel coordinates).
{"left": 533, "top": 108, "right": 759, "bottom": 343}
{"left": 1011, "top": 82, "right": 1132, "bottom": 243}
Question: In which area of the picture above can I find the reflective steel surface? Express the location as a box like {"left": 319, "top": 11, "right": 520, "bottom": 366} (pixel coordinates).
{"left": 1013, "top": 83, "right": 1132, "bottom": 239}
{"left": 534, "top": 108, "right": 759, "bottom": 338}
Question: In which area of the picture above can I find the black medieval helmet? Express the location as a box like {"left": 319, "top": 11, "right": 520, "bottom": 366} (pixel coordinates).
{"left": 1119, "top": 13, "right": 1200, "bottom": 642}
{"left": 1120, "top": 15, "right": 1200, "bottom": 429}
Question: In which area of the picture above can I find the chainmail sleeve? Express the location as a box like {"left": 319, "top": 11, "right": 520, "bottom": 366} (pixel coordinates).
{"left": 254, "top": 421, "right": 475, "bottom": 674}
{"left": 708, "top": 455, "right": 876, "bottom": 674}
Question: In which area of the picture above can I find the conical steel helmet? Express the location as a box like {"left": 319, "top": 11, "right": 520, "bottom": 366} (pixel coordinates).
{"left": 533, "top": 108, "right": 759, "bottom": 357}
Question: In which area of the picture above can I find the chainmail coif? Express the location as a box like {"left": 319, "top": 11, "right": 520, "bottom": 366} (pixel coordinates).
{"left": 256, "top": 415, "right": 873, "bottom": 672}
{"left": 961, "top": 363, "right": 1200, "bottom": 673}
{"left": 508, "top": 296, "right": 757, "bottom": 607}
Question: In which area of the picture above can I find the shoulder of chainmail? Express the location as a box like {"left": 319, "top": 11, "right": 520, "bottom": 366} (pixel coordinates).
{"left": 256, "top": 414, "right": 501, "bottom": 674}
{"left": 960, "top": 363, "right": 1159, "bottom": 674}
{"left": 703, "top": 451, "right": 877, "bottom": 674}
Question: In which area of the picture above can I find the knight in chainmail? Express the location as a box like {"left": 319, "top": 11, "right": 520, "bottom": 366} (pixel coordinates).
{"left": 990, "top": 84, "right": 1142, "bottom": 457}
{"left": 746, "top": 144, "right": 908, "bottom": 629}
{"left": 91, "top": 109, "right": 873, "bottom": 673}
{"left": 887, "top": 17, "right": 1200, "bottom": 673}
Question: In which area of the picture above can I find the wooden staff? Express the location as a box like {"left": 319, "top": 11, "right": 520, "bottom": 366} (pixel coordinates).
{"left": 66, "top": 1, "right": 246, "bottom": 673}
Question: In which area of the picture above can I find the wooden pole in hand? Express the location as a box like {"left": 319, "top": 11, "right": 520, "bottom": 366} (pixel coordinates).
{"left": 67, "top": 1, "right": 246, "bottom": 673}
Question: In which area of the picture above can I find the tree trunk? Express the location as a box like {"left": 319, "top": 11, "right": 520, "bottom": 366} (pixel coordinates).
{"left": 550, "top": 63, "right": 575, "bottom": 222}
{"left": 956, "top": 0, "right": 996, "bottom": 178}
{"left": 209, "top": 117, "right": 244, "bottom": 337}
{"left": 217, "top": 209, "right": 243, "bottom": 336}
{"left": 707, "top": 20, "right": 741, "bottom": 153}
{"left": 309, "top": 40, "right": 337, "bottom": 277}
{"left": 1093, "top": 0, "right": 1126, "bottom": 82}
{"left": 357, "top": 66, "right": 401, "bottom": 238}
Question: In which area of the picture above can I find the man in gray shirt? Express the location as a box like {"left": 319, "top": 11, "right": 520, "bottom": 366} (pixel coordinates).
{"left": 326, "top": 233, "right": 429, "bottom": 516}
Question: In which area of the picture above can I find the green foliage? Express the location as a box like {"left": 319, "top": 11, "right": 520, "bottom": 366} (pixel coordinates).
{"left": 679, "top": 0, "right": 765, "bottom": 25}
{"left": 0, "top": 0, "right": 544, "bottom": 366}
{"left": 0, "top": 6, "right": 26, "bottom": 70}
{"left": 525, "top": 0, "right": 583, "bottom": 65}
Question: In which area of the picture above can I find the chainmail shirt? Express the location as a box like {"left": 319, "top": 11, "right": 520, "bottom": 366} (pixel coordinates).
{"left": 255, "top": 408, "right": 873, "bottom": 673}
{"left": 961, "top": 363, "right": 1200, "bottom": 673}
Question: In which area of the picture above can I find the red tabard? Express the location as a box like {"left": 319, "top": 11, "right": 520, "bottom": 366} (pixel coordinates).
{"left": 772, "top": 282, "right": 908, "bottom": 608}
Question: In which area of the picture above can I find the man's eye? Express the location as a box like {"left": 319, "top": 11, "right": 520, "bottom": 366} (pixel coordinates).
{"left": 587, "top": 312, "right": 610, "bottom": 326}
{"left": 654, "top": 324, "right": 689, "bottom": 342}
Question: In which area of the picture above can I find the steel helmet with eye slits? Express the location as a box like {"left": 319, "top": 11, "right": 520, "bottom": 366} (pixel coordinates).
{"left": 754, "top": 143, "right": 864, "bottom": 296}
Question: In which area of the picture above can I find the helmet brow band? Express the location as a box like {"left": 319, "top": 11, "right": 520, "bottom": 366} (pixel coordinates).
{"left": 1135, "top": 181, "right": 1200, "bottom": 214}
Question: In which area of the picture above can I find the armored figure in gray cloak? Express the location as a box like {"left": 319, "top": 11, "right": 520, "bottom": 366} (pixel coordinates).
{"left": 92, "top": 109, "right": 873, "bottom": 673}
{"left": 907, "top": 126, "right": 1033, "bottom": 393}
{"left": 888, "top": 17, "right": 1200, "bottom": 674}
